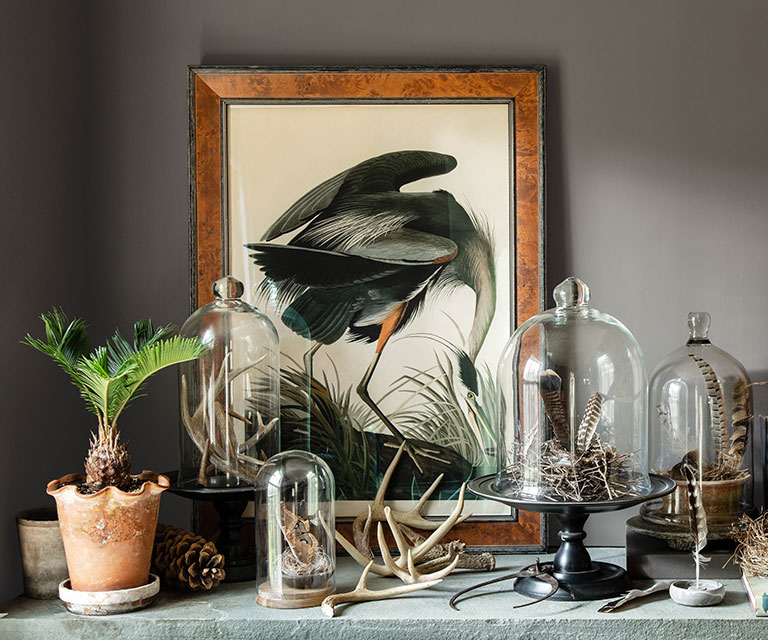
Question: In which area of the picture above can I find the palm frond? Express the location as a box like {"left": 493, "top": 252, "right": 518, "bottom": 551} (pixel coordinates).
{"left": 111, "top": 335, "right": 208, "bottom": 425}
{"left": 106, "top": 320, "right": 177, "bottom": 376}
{"left": 75, "top": 347, "right": 129, "bottom": 419}
{"left": 23, "top": 308, "right": 91, "bottom": 387}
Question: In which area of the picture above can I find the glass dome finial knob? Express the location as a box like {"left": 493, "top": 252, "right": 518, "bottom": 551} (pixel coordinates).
{"left": 553, "top": 277, "right": 590, "bottom": 309}
{"left": 212, "top": 275, "right": 244, "bottom": 300}
{"left": 687, "top": 311, "right": 711, "bottom": 342}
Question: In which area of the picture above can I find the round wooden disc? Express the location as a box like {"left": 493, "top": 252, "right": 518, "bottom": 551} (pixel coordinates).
{"left": 256, "top": 581, "right": 334, "bottom": 609}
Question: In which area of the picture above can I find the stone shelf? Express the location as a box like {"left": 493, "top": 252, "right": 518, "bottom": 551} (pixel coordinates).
{"left": 1, "top": 548, "right": 762, "bottom": 639}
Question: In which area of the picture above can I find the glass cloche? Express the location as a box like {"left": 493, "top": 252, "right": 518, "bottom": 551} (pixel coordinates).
{"left": 494, "top": 277, "right": 651, "bottom": 502}
{"left": 254, "top": 451, "right": 335, "bottom": 608}
{"left": 641, "top": 311, "right": 752, "bottom": 531}
{"left": 178, "top": 275, "right": 280, "bottom": 488}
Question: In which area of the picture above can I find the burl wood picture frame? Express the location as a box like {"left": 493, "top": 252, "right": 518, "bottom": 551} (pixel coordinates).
{"left": 189, "top": 66, "right": 546, "bottom": 551}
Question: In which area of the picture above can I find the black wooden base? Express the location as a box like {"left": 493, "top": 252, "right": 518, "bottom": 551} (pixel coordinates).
{"left": 515, "top": 561, "right": 631, "bottom": 601}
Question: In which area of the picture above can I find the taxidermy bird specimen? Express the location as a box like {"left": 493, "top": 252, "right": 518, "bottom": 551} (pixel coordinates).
{"left": 500, "top": 369, "right": 636, "bottom": 501}
{"left": 24, "top": 309, "right": 206, "bottom": 491}
{"left": 247, "top": 150, "right": 496, "bottom": 472}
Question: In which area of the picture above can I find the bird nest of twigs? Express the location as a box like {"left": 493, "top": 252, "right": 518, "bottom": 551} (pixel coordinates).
{"left": 280, "top": 547, "right": 332, "bottom": 578}
{"left": 501, "top": 438, "right": 637, "bottom": 502}
{"left": 730, "top": 512, "right": 768, "bottom": 578}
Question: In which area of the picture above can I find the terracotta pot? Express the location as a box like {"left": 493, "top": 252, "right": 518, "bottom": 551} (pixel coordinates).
{"left": 46, "top": 471, "right": 169, "bottom": 592}
{"left": 16, "top": 506, "right": 69, "bottom": 599}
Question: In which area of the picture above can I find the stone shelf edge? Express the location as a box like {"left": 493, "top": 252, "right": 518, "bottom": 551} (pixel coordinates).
{"left": 1, "top": 548, "right": 761, "bottom": 640}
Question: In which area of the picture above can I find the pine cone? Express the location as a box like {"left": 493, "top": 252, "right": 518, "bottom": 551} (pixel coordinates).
{"left": 84, "top": 433, "right": 131, "bottom": 489}
{"left": 152, "top": 524, "right": 226, "bottom": 590}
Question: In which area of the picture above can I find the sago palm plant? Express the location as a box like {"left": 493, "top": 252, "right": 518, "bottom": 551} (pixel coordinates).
{"left": 24, "top": 308, "right": 207, "bottom": 491}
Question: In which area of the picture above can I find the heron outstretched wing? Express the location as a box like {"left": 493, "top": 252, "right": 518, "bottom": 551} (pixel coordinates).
{"left": 261, "top": 150, "right": 457, "bottom": 241}
{"left": 247, "top": 229, "right": 457, "bottom": 286}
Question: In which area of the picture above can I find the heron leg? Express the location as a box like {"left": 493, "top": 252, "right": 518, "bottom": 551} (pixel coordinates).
{"left": 303, "top": 342, "right": 322, "bottom": 379}
{"left": 356, "top": 304, "right": 446, "bottom": 474}
{"left": 356, "top": 352, "right": 408, "bottom": 443}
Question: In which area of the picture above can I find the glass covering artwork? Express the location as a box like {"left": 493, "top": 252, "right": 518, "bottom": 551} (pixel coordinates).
{"left": 494, "top": 277, "right": 651, "bottom": 502}
{"left": 178, "top": 275, "right": 280, "bottom": 488}
{"left": 255, "top": 450, "right": 336, "bottom": 608}
{"left": 642, "top": 311, "right": 753, "bottom": 532}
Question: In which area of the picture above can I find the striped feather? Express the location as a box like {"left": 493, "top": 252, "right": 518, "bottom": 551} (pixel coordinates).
{"left": 728, "top": 377, "right": 751, "bottom": 468}
{"left": 688, "top": 354, "right": 727, "bottom": 467}
{"left": 539, "top": 370, "right": 571, "bottom": 448}
{"left": 682, "top": 463, "right": 710, "bottom": 583}
{"left": 576, "top": 392, "right": 603, "bottom": 454}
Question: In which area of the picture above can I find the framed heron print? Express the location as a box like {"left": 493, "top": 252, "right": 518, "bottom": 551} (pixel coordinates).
{"left": 190, "top": 66, "right": 546, "bottom": 551}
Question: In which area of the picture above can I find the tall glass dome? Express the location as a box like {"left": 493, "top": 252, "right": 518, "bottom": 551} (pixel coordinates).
{"left": 642, "top": 311, "right": 752, "bottom": 531}
{"left": 494, "top": 277, "right": 651, "bottom": 502}
{"left": 178, "top": 275, "right": 280, "bottom": 488}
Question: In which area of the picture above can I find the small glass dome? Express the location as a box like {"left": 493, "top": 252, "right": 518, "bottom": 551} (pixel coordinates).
{"left": 642, "top": 311, "right": 752, "bottom": 531}
{"left": 254, "top": 450, "right": 335, "bottom": 608}
{"left": 178, "top": 275, "right": 280, "bottom": 488}
{"left": 494, "top": 277, "right": 651, "bottom": 502}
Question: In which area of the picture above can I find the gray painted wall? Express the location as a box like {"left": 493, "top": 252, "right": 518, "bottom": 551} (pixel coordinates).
{"left": 0, "top": 0, "right": 90, "bottom": 605}
{"left": 2, "top": 0, "right": 767, "bottom": 602}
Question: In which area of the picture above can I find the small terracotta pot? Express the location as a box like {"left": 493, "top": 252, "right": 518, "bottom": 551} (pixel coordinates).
{"left": 46, "top": 471, "right": 169, "bottom": 592}
{"left": 16, "top": 506, "right": 69, "bottom": 599}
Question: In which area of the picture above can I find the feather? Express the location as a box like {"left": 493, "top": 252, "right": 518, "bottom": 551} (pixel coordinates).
{"left": 682, "top": 463, "right": 710, "bottom": 586}
{"left": 688, "top": 354, "right": 727, "bottom": 467}
{"left": 539, "top": 370, "right": 570, "bottom": 448}
{"left": 728, "top": 377, "right": 751, "bottom": 468}
{"left": 598, "top": 581, "right": 671, "bottom": 613}
{"left": 576, "top": 393, "right": 603, "bottom": 454}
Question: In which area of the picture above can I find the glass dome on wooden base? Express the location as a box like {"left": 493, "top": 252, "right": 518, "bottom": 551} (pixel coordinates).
{"left": 255, "top": 451, "right": 335, "bottom": 609}
{"left": 641, "top": 311, "right": 753, "bottom": 536}
{"left": 469, "top": 277, "right": 674, "bottom": 601}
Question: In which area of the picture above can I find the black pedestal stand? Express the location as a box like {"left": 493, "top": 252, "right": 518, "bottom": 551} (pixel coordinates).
{"left": 164, "top": 471, "right": 255, "bottom": 582}
{"left": 468, "top": 474, "right": 676, "bottom": 601}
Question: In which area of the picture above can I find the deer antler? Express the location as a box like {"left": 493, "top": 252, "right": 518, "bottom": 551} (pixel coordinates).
{"left": 337, "top": 483, "right": 471, "bottom": 577}
{"left": 180, "top": 353, "right": 272, "bottom": 484}
{"left": 377, "top": 510, "right": 460, "bottom": 583}
{"left": 352, "top": 442, "right": 459, "bottom": 556}
{"left": 397, "top": 524, "right": 496, "bottom": 572}
{"left": 322, "top": 504, "right": 462, "bottom": 617}
{"left": 320, "top": 560, "right": 441, "bottom": 618}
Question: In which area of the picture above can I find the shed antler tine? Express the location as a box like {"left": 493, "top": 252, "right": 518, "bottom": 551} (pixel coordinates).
{"left": 378, "top": 522, "right": 408, "bottom": 580}
{"left": 412, "top": 483, "right": 466, "bottom": 563}
{"left": 414, "top": 473, "right": 444, "bottom": 509}
{"left": 335, "top": 527, "right": 390, "bottom": 576}
{"left": 384, "top": 506, "right": 411, "bottom": 559}
{"left": 373, "top": 442, "right": 407, "bottom": 504}
{"left": 320, "top": 558, "right": 442, "bottom": 618}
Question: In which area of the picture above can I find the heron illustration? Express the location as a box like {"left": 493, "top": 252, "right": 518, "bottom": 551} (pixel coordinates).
{"left": 246, "top": 150, "right": 496, "bottom": 472}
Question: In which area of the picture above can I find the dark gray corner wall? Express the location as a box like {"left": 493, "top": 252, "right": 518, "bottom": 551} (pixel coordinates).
{"left": 2, "top": 0, "right": 768, "bottom": 600}
{"left": 0, "top": 0, "right": 90, "bottom": 603}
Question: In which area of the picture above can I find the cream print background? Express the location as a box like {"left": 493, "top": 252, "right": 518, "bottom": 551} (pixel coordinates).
{"left": 228, "top": 103, "right": 512, "bottom": 516}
